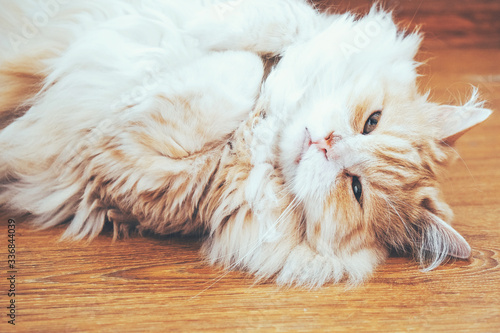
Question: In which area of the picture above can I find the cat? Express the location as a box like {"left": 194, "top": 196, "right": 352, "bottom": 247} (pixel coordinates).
{"left": 0, "top": 0, "right": 492, "bottom": 287}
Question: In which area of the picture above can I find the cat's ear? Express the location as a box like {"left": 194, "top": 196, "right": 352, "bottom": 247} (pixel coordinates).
{"left": 434, "top": 94, "right": 492, "bottom": 145}
{"left": 418, "top": 212, "right": 472, "bottom": 271}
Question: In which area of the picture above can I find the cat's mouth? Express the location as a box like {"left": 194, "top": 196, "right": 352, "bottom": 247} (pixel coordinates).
{"left": 295, "top": 128, "right": 312, "bottom": 164}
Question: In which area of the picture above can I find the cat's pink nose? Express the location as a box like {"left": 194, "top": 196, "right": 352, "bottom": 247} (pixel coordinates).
{"left": 312, "top": 132, "right": 342, "bottom": 159}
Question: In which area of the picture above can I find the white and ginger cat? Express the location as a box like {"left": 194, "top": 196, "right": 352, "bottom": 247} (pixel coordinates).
{"left": 0, "top": 0, "right": 492, "bottom": 286}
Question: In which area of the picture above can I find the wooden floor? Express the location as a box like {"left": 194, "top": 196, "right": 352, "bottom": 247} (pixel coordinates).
{"left": 2, "top": 12, "right": 500, "bottom": 331}
{"left": 315, "top": 0, "right": 500, "bottom": 49}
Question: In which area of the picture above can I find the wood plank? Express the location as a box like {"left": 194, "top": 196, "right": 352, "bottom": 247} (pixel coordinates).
{"left": 313, "top": 0, "right": 500, "bottom": 49}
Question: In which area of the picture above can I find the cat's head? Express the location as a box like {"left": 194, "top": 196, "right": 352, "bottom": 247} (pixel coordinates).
{"left": 264, "top": 10, "right": 492, "bottom": 272}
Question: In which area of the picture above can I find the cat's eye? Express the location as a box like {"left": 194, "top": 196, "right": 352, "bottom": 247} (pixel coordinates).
{"left": 363, "top": 111, "right": 381, "bottom": 134}
{"left": 351, "top": 176, "right": 362, "bottom": 204}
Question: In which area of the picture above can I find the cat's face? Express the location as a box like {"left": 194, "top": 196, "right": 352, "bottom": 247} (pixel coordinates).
{"left": 279, "top": 74, "right": 450, "bottom": 259}
{"left": 266, "top": 12, "right": 491, "bottom": 268}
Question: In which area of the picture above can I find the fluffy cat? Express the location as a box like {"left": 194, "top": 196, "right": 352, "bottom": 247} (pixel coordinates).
{"left": 0, "top": 0, "right": 492, "bottom": 287}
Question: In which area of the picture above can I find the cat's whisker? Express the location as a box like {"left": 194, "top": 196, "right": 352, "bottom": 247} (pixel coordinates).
{"left": 383, "top": 196, "right": 414, "bottom": 248}
{"left": 205, "top": 200, "right": 296, "bottom": 263}
{"left": 210, "top": 195, "right": 301, "bottom": 262}
{"left": 440, "top": 141, "right": 479, "bottom": 190}
{"left": 407, "top": 0, "right": 424, "bottom": 31}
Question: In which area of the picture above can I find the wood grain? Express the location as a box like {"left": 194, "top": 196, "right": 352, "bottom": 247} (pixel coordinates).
{"left": 1, "top": 8, "right": 500, "bottom": 333}
{"left": 313, "top": 0, "right": 500, "bottom": 49}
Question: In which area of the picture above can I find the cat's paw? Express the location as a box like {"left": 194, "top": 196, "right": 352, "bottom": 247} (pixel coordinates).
{"left": 276, "top": 244, "right": 382, "bottom": 288}
{"left": 276, "top": 244, "right": 344, "bottom": 288}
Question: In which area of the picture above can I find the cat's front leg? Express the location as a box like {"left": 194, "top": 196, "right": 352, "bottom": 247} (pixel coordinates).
{"left": 186, "top": 0, "right": 324, "bottom": 54}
